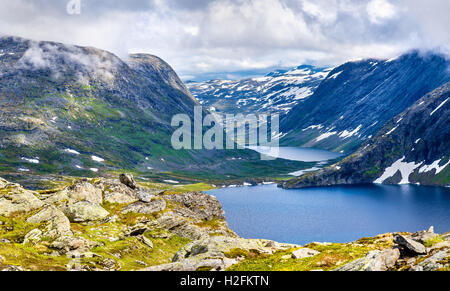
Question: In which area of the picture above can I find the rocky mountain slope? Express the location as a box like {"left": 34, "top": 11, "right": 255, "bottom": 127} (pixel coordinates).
{"left": 0, "top": 175, "right": 448, "bottom": 271}
{"left": 0, "top": 36, "right": 307, "bottom": 184}
{"left": 187, "top": 65, "right": 330, "bottom": 115}
{"left": 280, "top": 51, "right": 450, "bottom": 153}
{"left": 282, "top": 82, "right": 450, "bottom": 189}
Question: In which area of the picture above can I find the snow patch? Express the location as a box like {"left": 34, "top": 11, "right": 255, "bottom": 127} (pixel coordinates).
{"left": 430, "top": 98, "right": 449, "bottom": 116}
{"left": 315, "top": 132, "right": 337, "bottom": 142}
{"left": 339, "top": 125, "right": 362, "bottom": 139}
{"left": 329, "top": 71, "right": 342, "bottom": 79}
{"left": 65, "top": 149, "right": 80, "bottom": 155}
{"left": 90, "top": 168, "right": 99, "bottom": 172}
{"left": 419, "top": 159, "right": 450, "bottom": 175}
{"left": 91, "top": 155, "right": 105, "bottom": 162}
{"left": 21, "top": 157, "right": 39, "bottom": 164}
{"left": 164, "top": 180, "right": 180, "bottom": 184}
{"left": 374, "top": 157, "right": 423, "bottom": 184}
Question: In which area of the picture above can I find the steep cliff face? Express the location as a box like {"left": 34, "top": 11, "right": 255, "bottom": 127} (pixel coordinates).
{"left": 282, "top": 82, "right": 450, "bottom": 189}
{"left": 280, "top": 52, "right": 450, "bottom": 153}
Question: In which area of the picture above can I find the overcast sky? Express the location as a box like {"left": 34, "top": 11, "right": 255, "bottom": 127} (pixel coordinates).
{"left": 0, "top": 0, "right": 449, "bottom": 80}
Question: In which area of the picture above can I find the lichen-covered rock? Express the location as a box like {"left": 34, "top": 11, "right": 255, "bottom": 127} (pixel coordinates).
{"left": 64, "top": 201, "right": 109, "bottom": 222}
{"left": 335, "top": 248, "right": 400, "bottom": 271}
{"left": 411, "top": 250, "right": 449, "bottom": 271}
{"left": 0, "top": 178, "right": 44, "bottom": 216}
{"left": 122, "top": 199, "right": 166, "bottom": 215}
{"left": 23, "top": 229, "right": 43, "bottom": 244}
{"left": 143, "top": 258, "right": 238, "bottom": 271}
{"left": 120, "top": 173, "right": 136, "bottom": 189}
{"left": 411, "top": 227, "right": 437, "bottom": 244}
{"left": 291, "top": 248, "right": 320, "bottom": 259}
{"left": 165, "top": 192, "right": 225, "bottom": 221}
{"left": 394, "top": 234, "right": 427, "bottom": 255}
{"left": 50, "top": 236, "right": 98, "bottom": 255}
{"left": 27, "top": 205, "right": 73, "bottom": 238}
{"left": 173, "top": 236, "right": 299, "bottom": 263}
{"left": 46, "top": 180, "right": 103, "bottom": 205}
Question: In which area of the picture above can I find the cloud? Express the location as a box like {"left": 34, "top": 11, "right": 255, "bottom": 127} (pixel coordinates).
{"left": 366, "top": 0, "right": 397, "bottom": 24}
{"left": 0, "top": 0, "right": 449, "bottom": 80}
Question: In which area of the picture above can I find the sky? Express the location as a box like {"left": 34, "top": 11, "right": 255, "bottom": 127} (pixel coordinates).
{"left": 0, "top": 0, "right": 449, "bottom": 81}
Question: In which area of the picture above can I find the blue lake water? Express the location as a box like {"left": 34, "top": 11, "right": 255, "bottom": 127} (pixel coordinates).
{"left": 248, "top": 146, "right": 343, "bottom": 162}
{"left": 208, "top": 184, "right": 450, "bottom": 245}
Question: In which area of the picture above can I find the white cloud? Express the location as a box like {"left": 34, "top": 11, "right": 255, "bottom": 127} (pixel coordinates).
{"left": 0, "top": 0, "right": 449, "bottom": 80}
{"left": 366, "top": 0, "right": 397, "bottom": 24}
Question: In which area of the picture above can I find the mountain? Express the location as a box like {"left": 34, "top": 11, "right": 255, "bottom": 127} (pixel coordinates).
{"left": 282, "top": 82, "right": 450, "bottom": 189}
{"left": 0, "top": 36, "right": 306, "bottom": 184}
{"left": 280, "top": 52, "right": 450, "bottom": 154}
{"left": 186, "top": 65, "right": 330, "bottom": 115}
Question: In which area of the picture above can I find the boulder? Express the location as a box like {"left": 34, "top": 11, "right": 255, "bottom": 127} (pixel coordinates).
{"left": 291, "top": 248, "right": 320, "bottom": 259}
{"left": 46, "top": 181, "right": 103, "bottom": 205}
{"left": 142, "top": 258, "right": 238, "bottom": 271}
{"left": 335, "top": 248, "right": 400, "bottom": 271}
{"left": 173, "top": 236, "right": 299, "bottom": 263}
{"left": 50, "top": 236, "right": 98, "bottom": 255}
{"left": 394, "top": 234, "right": 427, "bottom": 255}
{"left": 138, "top": 235, "right": 154, "bottom": 249}
{"left": 122, "top": 199, "right": 167, "bottom": 215}
{"left": 411, "top": 227, "right": 437, "bottom": 244}
{"left": 27, "top": 205, "right": 73, "bottom": 238}
{"left": 165, "top": 192, "right": 225, "bottom": 221}
{"left": 0, "top": 179, "right": 44, "bottom": 216}
{"left": 64, "top": 201, "right": 109, "bottom": 222}
{"left": 120, "top": 173, "right": 136, "bottom": 189}
{"left": 23, "top": 229, "right": 43, "bottom": 245}
{"left": 137, "top": 189, "right": 164, "bottom": 203}
{"left": 410, "top": 250, "right": 449, "bottom": 271}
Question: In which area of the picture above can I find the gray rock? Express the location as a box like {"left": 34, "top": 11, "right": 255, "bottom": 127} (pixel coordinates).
{"left": 411, "top": 250, "right": 449, "bottom": 271}
{"left": 23, "top": 229, "right": 43, "bottom": 244}
{"left": 0, "top": 178, "right": 44, "bottom": 216}
{"left": 335, "top": 248, "right": 400, "bottom": 271}
{"left": 139, "top": 235, "right": 154, "bottom": 249}
{"left": 27, "top": 205, "right": 73, "bottom": 238}
{"left": 165, "top": 192, "right": 225, "bottom": 221}
{"left": 142, "top": 258, "right": 238, "bottom": 271}
{"left": 394, "top": 234, "right": 427, "bottom": 255}
{"left": 46, "top": 180, "right": 103, "bottom": 205}
{"left": 122, "top": 199, "right": 167, "bottom": 215}
{"left": 411, "top": 227, "right": 436, "bottom": 244}
{"left": 137, "top": 190, "right": 163, "bottom": 203}
{"left": 64, "top": 201, "right": 109, "bottom": 222}
{"left": 120, "top": 173, "right": 136, "bottom": 189}
{"left": 291, "top": 248, "right": 320, "bottom": 259}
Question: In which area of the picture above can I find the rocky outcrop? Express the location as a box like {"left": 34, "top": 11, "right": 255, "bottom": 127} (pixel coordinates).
{"left": 143, "top": 236, "right": 299, "bottom": 271}
{"left": 64, "top": 202, "right": 109, "bottom": 222}
{"left": 27, "top": 205, "right": 72, "bottom": 238}
{"left": 394, "top": 234, "right": 427, "bottom": 255}
{"left": 165, "top": 192, "right": 225, "bottom": 221}
{"left": 0, "top": 178, "right": 44, "bottom": 216}
{"left": 291, "top": 248, "right": 320, "bottom": 259}
{"left": 336, "top": 248, "right": 401, "bottom": 271}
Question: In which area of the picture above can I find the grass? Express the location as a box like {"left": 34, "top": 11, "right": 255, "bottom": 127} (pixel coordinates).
{"left": 227, "top": 234, "right": 396, "bottom": 271}
{"left": 424, "top": 236, "right": 445, "bottom": 247}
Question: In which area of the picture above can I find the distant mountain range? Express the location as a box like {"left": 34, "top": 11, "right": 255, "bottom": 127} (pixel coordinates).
{"left": 280, "top": 52, "right": 450, "bottom": 154}
{"left": 0, "top": 36, "right": 306, "bottom": 185}
{"left": 282, "top": 82, "right": 450, "bottom": 188}
{"left": 187, "top": 65, "right": 330, "bottom": 115}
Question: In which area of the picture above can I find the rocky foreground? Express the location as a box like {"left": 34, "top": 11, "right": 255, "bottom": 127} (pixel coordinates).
{"left": 0, "top": 174, "right": 449, "bottom": 271}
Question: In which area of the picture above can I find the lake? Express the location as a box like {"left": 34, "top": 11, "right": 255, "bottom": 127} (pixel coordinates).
{"left": 248, "top": 146, "right": 343, "bottom": 162}
{"left": 208, "top": 184, "right": 450, "bottom": 245}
